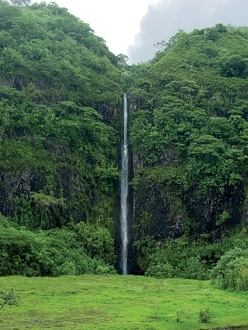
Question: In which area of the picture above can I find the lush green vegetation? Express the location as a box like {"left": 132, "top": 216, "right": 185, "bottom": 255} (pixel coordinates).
{"left": 1, "top": 275, "right": 248, "bottom": 329}
{"left": 0, "top": 216, "right": 116, "bottom": 276}
{"left": 143, "top": 228, "right": 248, "bottom": 288}
{"left": 127, "top": 24, "right": 248, "bottom": 275}
{"left": 0, "top": 0, "right": 122, "bottom": 274}
{"left": 0, "top": 0, "right": 121, "bottom": 229}
{"left": 1, "top": 0, "right": 248, "bottom": 296}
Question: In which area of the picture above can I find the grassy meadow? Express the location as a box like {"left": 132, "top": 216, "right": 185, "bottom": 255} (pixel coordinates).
{"left": 0, "top": 275, "right": 248, "bottom": 329}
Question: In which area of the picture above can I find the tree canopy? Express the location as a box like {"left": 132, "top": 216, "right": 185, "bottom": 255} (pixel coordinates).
{"left": 1, "top": 2, "right": 248, "bottom": 277}
{"left": 127, "top": 25, "right": 248, "bottom": 270}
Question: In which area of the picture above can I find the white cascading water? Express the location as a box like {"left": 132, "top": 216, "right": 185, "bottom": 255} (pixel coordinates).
{"left": 120, "top": 93, "right": 128, "bottom": 275}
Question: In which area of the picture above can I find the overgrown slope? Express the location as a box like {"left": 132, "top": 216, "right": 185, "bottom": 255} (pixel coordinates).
{"left": 128, "top": 24, "right": 248, "bottom": 270}
{"left": 0, "top": 1, "right": 122, "bottom": 230}
{"left": 1, "top": 2, "right": 248, "bottom": 277}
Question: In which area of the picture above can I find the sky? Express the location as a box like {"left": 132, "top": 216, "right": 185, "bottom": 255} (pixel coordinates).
{"left": 36, "top": 0, "right": 160, "bottom": 58}
{"left": 33, "top": 0, "right": 248, "bottom": 63}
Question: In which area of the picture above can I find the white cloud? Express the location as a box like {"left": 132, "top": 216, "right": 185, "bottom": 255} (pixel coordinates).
{"left": 31, "top": 0, "right": 248, "bottom": 63}
{"left": 36, "top": 0, "right": 160, "bottom": 56}
{"left": 128, "top": 0, "right": 248, "bottom": 63}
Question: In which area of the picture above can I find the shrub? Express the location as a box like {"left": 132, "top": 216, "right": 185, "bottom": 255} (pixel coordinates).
{"left": 144, "top": 237, "right": 210, "bottom": 279}
{"left": 95, "top": 264, "right": 117, "bottom": 275}
{"left": 176, "top": 256, "right": 208, "bottom": 280}
{"left": 210, "top": 247, "right": 248, "bottom": 291}
{"left": 145, "top": 262, "right": 174, "bottom": 279}
{"left": 0, "top": 289, "right": 19, "bottom": 310}
{"left": 0, "top": 228, "right": 44, "bottom": 276}
{"left": 236, "top": 267, "right": 248, "bottom": 291}
{"left": 0, "top": 227, "right": 116, "bottom": 276}
{"left": 199, "top": 308, "right": 211, "bottom": 323}
{"left": 220, "top": 257, "right": 248, "bottom": 291}
{"left": 73, "top": 222, "right": 116, "bottom": 265}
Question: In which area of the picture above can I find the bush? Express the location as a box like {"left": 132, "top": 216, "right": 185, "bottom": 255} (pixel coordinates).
{"left": 210, "top": 247, "right": 248, "bottom": 291}
{"left": 144, "top": 237, "right": 210, "bottom": 280}
{"left": 236, "top": 267, "right": 248, "bottom": 291}
{"left": 94, "top": 264, "right": 117, "bottom": 275}
{"left": 0, "top": 227, "right": 116, "bottom": 276}
{"left": 0, "top": 289, "right": 19, "bottom": 310}
{"left": 176, "top": 256, "right": 208, "bottom": 280}
{"left": 145, "top": 262, "right": 174, "bottom": 278}
{"left": 73, "top": 222, "right": 116, "bottom": 265}
{"left": 199, "top": 308, "right": 211, "bottom": 323}
{"left": 0, "top": 228, "right": 44, "bottom": 276}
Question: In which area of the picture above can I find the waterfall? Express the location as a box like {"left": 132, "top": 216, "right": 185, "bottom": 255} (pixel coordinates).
{"left": 120, "top": 93, "right": 129, "bottom": 275}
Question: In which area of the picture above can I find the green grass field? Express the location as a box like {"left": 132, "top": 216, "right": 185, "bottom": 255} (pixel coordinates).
{"left": 1, "top": 275, "right": 248, "bottom": 329}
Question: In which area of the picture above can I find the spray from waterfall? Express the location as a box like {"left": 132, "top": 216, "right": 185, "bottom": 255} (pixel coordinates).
{"left": 120, "top": 93, "right": 129, "bottom": 274}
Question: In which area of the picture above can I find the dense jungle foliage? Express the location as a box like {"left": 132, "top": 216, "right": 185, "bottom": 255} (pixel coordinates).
{"left": 1, "top": 1, "right": 248, "bottom": 286}
{"left": 0, "top": 0, "right": 122, "bottom": 275}
{"left": 126, "top": 24, "right": 248, "bottom": 281}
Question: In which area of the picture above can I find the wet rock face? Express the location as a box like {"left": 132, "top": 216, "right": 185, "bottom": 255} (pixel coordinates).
{"left": 133, "top": 182, "right": 186, "bottom": 242}
{"left": 0, "top": 168, "right": 33, "bottom": 216}
{"left": 0, "top": 165, "right": 103, "bottom": 226}
{"left": 133, "top": 177, "right": 245, "bottom": 242}
{"left": 95, "top": 103, "right": 117, "bottom": 125}
{"left": 183, "top": 184, "right": 245, "bottom": 236}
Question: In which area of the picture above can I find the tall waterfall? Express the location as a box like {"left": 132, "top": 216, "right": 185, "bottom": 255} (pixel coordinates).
{"left": 120, "top": 93, "right": 129, "bottom": 275}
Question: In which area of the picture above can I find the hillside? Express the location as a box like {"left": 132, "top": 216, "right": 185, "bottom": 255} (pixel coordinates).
{"left": 1, "top": 1, "right": 248, "bottom": 277}
{"left": 0, "top": 1, "right": 122, "bottom": 228}
{"left": 128, "top": 24, "right": 248, "bottom": 271}
{"left": 0, "top": 1, "right": 123, "bottom": 275}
